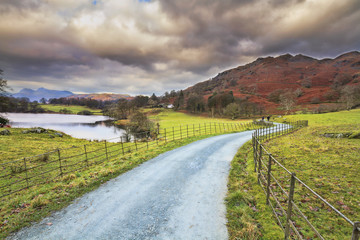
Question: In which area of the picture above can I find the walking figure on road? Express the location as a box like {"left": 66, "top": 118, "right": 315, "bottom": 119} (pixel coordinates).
{"left": 267, "top": 116, "right": 270, "bottom": 121}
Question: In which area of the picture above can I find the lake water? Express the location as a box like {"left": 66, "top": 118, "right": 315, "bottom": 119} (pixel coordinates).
{"left": 2, "top": 113, "right": 124, "bottom": 142}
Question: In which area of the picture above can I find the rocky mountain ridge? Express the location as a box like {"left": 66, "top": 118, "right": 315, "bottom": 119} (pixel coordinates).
{"left": 184, "top": 51, "right": 360, "bottom": 111}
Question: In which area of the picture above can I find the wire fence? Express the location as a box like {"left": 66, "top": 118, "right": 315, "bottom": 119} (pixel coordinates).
{"left": 252, "top": 121, "right": 360, "bottom": 240}
{"left": 0, "top": 120, "right": 262, "bottom": 199}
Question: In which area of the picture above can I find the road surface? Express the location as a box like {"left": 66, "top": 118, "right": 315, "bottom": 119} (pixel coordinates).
{"left": 8, "top": 130, "right": 254, "bottom": 240}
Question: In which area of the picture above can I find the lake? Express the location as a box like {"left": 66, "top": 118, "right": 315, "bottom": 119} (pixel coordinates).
{"left": 2, "top": 113, "right": 125, "bottom": 142}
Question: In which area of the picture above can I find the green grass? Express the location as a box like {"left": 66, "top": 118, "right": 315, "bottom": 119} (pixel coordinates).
{"left": 148, "top": 109, "right": 255, "bottom": 129}
{"left": 0, "top": 109, "right": 262, "bottom": 238}
{"left": 0, "top": 128, "right": 102, "bottom": 162}
{"left": 260, "top": 109, "right": 360, "bottom": 239}
{"left": 275, "top": 108, "right": 360, "bottom": 126}
{"left": 40, "top": 104, "right": 102, "bottom": 115}
{"left": 226, "top": 141, "right": 284, "bottom": 240}
{"left": 0, "top": 131, "right": 236, "bottom": 239}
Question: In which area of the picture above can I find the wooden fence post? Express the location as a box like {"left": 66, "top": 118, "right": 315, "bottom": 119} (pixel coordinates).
{"left": 351, "top": 222, "right": 360, "bottom": 240}
{"left": 204, "top": 123, "right": 207, "bottom": 135}
{"left": 134, "top": 138, "right": 138, "bottom": 151}
{"left": 193, "top": 124, "right": 195, "bottom": 136}
{"left": 173, "top": 127, "right": 175, "bottom": 141}
{"left": 257, "top": 145, "right": 262, "bottom": 184}
{"left": 285, "top": 173, "right": 296, "bottom": 240}
{"left": 164, "top": 128, "right": 167, "bottom": 143}
{"left": 180, "top": 125, "right": 182, "bottom": 139}
{"left": 57, "top": 149, "right": 63, "bottom": 176}
{"left": 253, "top": 137, "right": 257, "bottom": 172}
{"left": 105, "top": 140, "right": 109, "bottom": 160}
{"left": 199, "top": 123, "right": 201, "bottom": 135}
{"left": 146, "top": 139, "right": 149, "bottom": 150}
{"left": 266, "top": 154, "right": 272, "bottom": 204}
{"left": 84, "top": 145, "right": 89, "bottom": 167}
{"left": 215, "top": 122, "right": 217, "bottom": 133}
{"left": 23, "top": 158, "right": 29, "bottom": 188}
{"left": 187, "top": 124, "right": 189, "bottom": 138}
{"left": 120, "top": 137, "right": 125, "bottom": 155}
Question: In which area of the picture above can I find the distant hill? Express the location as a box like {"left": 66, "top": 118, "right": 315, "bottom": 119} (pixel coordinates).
{"left": 68, "top": 93, "right": 133, "bottom": 101}
{"left": 184, "top": 51, "right": 360, "bottom": 112}
{"left": 12, "top": 88, "right": 73, "bottom": 102}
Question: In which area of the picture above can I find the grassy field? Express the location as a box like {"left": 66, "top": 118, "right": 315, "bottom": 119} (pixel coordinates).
{"left": 0, "top": 132, "right": 228, "bottom": 239}
{"left": 259, "top": 109, "right": 360, "bottom": 238}
{"left": 0, "top": 108, "right": 262, "bottom": 239}
{"left": 226, "top": 141, "right": 284, "bottom": 240}
{"left": 40, "top": 104, "right": 102, "bottom": 115}
{"left": 148, "top": 109, "right": 255, "bottom": 129}
{"left": 0, "top": 128, "right": 101, "bottom": 162}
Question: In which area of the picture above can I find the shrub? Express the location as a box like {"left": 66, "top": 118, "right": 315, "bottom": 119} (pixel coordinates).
{"left": 10, "top": 165, "right": 24, "bottom": 174}
{"left": 77, "top": 110, "right": 93, "bottom": 115}
{"left": 0, "top": 115, "right": 9, "bottom": 125}
{"left": 268, "top": 89, "right": 284, "bottom": 103}
{"left": 301, "top": 78, "right": 312, "bottom": 88}
{"left": 311, "top": 97, "right": 320, "bottom": 104}
{"left": 36, "top": 153, "right": 50, "bottom": 162}
{"left": 59, "top": 108, "right": 72, "bottom": 114}
{"left": 30, "top": 195, "right": 49, "bottom": 209}
{"left": 349, "top": 131, "right": 360, "bottom": 139}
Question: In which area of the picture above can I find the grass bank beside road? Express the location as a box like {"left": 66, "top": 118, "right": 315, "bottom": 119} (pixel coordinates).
{"left": 227, "top": 109, "right": 360, "bottom": 239}
{"left": 226, "top": 142, "right": 284, "bottom": 240}
{"left": 264, "top": 109, "right": 359, "bottom": 238}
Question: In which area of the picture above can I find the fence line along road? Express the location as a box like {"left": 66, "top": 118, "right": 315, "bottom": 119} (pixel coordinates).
{"left": 252, "top": 120, "right": 360, "bottom": 240}
{"left": 0, "top": 121, "right": 263, "bottom": 199}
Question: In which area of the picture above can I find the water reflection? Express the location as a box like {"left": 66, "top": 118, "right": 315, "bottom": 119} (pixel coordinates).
{"left": 2, "top": 113, "right": 124, "bottom": 142}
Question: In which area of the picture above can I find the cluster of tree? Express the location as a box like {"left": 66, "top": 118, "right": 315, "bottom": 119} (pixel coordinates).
{"left": 48, "top": 97, "right": 111, "bottom": 109}
{"left": 0, "top": 70, "right": 11, "bottom": 125}
{"left": 267, "top": 88, "right": 298, "bottom": 113}
{"left": 341, "top": 85, "right": 360, "bottom": 110}
{"left": 104, "top": 93, "right": 168, "bottom": 120}
{"left": 0, "top": 96, "right": 46, "bottom": 113}
{"left": 171, "top": 90, "right": 264, "bottom": 118}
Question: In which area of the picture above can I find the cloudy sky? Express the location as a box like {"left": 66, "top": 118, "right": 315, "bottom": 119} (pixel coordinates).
{"left": 1, "top": 0, "right": 360, "bottom": 95}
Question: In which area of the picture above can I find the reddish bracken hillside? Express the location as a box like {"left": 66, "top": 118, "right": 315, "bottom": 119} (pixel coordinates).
{"left": 184, "top": 51, "right": 360, "bottom": 112}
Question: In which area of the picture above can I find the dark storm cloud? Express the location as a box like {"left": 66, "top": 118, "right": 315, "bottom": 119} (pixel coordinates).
{"left": 0, "top": 0, "right": 359, "bottom": 94}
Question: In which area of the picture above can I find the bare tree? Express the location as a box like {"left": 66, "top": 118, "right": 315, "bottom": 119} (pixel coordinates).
{"left": 0, "top": 69, "right": 9, "bottom": 94}
{"left": 0, "top": 69, "right": 10, "bottom": 125}
{"left": 279, "top": 91, "right": 297, "bottom": 113}
{"left": 341, "top": 85, "right": 360, "bottom": 110}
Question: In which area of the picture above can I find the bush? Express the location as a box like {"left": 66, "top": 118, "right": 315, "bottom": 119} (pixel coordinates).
{"left": 224, "top": 103, "right": 240, "bottom": 120}
{"left": 77, "top": 110, "right": 93, "bottom": 115}
{"left": 349, "top": 131, "right": 360, "bottom": 139}
{"left": 311, "top": 97, "right": 320, "bottom": 104}
{"left": 128, "top": 111, "right": 155, "bottom": 134}
{"left": 301, "top": 78, "right": 312, "bottom": 88}
{"left": 268, "top": 89, "right": 284, "bottom": 103}
{"left": 36, "top": 153, "right": 50, "bottom": 162}
{"left": 0, "top": 115, "right": 9, "bottom": 125}
{"left": 30, "top": 195, "right": 49, "bottom": 209}
{"left": 59, "top": 108, "right": 72, "bottom": 114}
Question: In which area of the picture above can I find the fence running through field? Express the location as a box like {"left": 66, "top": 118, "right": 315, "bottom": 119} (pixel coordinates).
{"left": 252, "top": 121, "right": 360, "bottom": 240}
{"left": 0, "top": 121, "right": 264, "bottom": 199}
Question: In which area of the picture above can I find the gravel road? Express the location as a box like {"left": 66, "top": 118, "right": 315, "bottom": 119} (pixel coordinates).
{"left": 8, "top": 131, "right": 254, "bottom": 240}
